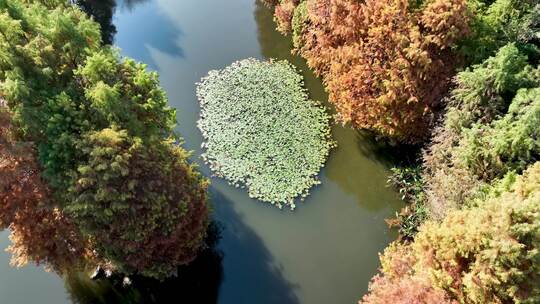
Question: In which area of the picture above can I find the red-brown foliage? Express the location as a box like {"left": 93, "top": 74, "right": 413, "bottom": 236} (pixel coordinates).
{"left": 0, "top": 106, "right": 93, "bottom": 273}
{"left": 8, "top": 207, "right": 94, "bottom": 273}
{"left": 362, "top": 164, "right": 540, "bottom": 303}
{"left": 275, "top": 0, "right": 298, "bottom": 33}
{"left": 361, "top": 275, "right": 456, "bottom": 304}
{"left": 360, "top": 241, "right": 455, "bottom": 303}
{"left": 0, "top": 108, "right": 47, "bottom": 228}
{"left": 275, "top": 0, "right": 471, "bottom": 141}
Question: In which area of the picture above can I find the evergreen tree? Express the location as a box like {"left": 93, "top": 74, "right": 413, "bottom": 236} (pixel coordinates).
{"left": 0, "top": 0, "right": 209, "bottom": 279}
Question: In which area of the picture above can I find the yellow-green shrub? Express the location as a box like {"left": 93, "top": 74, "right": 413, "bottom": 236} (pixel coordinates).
{"left": 362, "top": 163, "right": 540, "bottom": 303}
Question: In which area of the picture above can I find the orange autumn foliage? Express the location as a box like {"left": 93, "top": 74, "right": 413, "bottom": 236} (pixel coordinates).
{"left": 271, "top": 0, "right": 471, "bottom": 142}
{"left": 8, "top": 206, "right": 94, "bottom": 273}
{"left": 361, "top": 276, "right": 457, "bottom": 304}
{"left": 362, "top": 163, "right": 540, "bottom": 303}
{"left": 275, "top": 0, "right": 298, "bottom": 33}
{"left": 0, "top": 106, "right": 93, "bottom": 272}
{"left": 0, "top": 107, "right": 47, "bottom": 228}
{"left": 360, "top": 243, "right": 456, "bottom": 304}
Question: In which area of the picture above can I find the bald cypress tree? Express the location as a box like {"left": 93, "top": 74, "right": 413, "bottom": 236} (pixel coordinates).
{"left": 0, "top": 0, "right": 209, "bottom": 279}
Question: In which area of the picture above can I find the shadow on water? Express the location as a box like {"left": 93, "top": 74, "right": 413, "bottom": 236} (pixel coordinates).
{"left": 324, "top": 131, "right": 403, "bottom": 211}
{"left": 65, "top": 223, "right": 224, "bottom": 304}
{"left": 354, "top": 130, "right": 422, "bottom": 168}
{"left": 65, "top": 190, "right": 300, "bottom": 304}
{"left": 212, "top": 189, "right": 300, "bottom": 304}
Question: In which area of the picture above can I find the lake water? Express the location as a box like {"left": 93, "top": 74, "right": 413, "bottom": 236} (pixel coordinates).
{"left": 0, "top": 1, "right": 403, "bottom": 303}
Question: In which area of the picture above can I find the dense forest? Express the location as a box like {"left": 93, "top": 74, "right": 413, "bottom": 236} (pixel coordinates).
{"left": 0, "top": 0, "right": 539, "bottom": 303}
{"left": 262, "top": 0, "right": 540, "bottom": 302}
{"left": 0, "top": 0, "right": 208, "bottom": 280}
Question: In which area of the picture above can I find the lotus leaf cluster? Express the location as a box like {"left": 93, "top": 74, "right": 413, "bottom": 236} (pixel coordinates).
{"left": 197, "top": 58, "right": 334, "bottom": 209}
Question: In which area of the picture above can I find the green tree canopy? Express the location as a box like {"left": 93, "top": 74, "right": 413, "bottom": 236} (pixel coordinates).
{"left": 0, "top": 0, "right": 209, "bottom": 279}
{"left": 424, "top": 42, "right": 540, "bottom": 217}
{"left": 67, "top": 128, "right": 208, "bottom": 279}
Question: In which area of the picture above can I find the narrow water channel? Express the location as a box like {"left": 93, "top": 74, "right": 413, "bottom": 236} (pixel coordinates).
{"left": 0, "top": 1, "right": 403, "bottom": 303}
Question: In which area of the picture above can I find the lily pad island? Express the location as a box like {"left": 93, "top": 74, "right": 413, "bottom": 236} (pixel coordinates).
{"left": 197, "top": 58, "right": 334, "bottom": 209}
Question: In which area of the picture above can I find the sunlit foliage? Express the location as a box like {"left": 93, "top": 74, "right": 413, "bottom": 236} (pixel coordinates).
{"left": 67, "top": 128, "right": 209, "bottom": 279}
{"left": 197, "top": 58, "right": 334, "bottom": 209}
{"left": 274, "top": 0, "right": 297, "bottom": 34}
{"left": 361, "top": 243, "right": 456, "bottom": 304}
{"left": 420, "top": 0, "right": 540, "bottom": 218}
{"left": 462, "top": 0, "right": 540, "bottom": 63}
{"left": 366, "top": 4, "right": 540, "bottom": 302}
{"left": 266, "top": 0, "right": 471, "bottom": 142}
{"left": 362, "top": 163, "right": 540, "bottom": 303}
{"left": 362, "top": 276, "right": 456, "bottom": 304}
{"left": 423, "top": 43, "right": 540, "bottom": 217}
{"left": 0, "top": 0, "right": 209, "bottom": 279}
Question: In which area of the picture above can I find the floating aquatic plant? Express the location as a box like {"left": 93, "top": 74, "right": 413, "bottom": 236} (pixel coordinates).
{"left": 196, "top": 58, "right": 334, "bottom": 209}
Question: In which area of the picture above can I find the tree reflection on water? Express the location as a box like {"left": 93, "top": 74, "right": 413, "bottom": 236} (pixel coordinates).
{"left": 66, "top": 222, "right": 224, "bottom": 304}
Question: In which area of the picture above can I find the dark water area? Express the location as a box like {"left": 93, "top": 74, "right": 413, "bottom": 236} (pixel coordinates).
{"left": 0, "top": 1, "right": 404, "bottom": 303}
